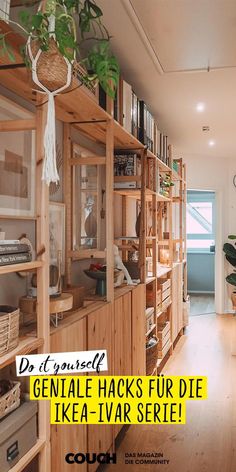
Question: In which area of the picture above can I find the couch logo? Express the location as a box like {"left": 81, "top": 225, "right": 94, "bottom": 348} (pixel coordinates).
{"left": 65, "top": 452, "right": 117, "bottom": 465}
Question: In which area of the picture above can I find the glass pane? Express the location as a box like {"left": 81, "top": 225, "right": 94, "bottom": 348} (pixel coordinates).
{"left": 74, "top": 165, "right": 99, "bottom": 250}
{"left": 187, "top": 201, "right": 213, "bottom": 235}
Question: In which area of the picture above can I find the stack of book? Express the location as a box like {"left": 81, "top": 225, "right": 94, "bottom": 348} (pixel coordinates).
{"left": 0, "top": 240, "right": 32, "bottom": 266}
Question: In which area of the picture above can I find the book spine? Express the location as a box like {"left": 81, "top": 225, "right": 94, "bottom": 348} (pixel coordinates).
{"left": 0, "top": 240, "right": 20, "bottom": 245}
{"left": 0, "top": 244, "right": 30, "bottom": 255}
{"left": 0, "top": 253, "right": 32, "bottom": 266}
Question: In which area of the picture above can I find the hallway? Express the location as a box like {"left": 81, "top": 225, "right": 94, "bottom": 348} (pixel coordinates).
{"left": 106, "top": 314, "right": 236, "bottom": 472}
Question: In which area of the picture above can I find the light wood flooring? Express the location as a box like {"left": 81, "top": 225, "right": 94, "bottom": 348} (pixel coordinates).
{"left": 105, "top": 314, "right": 236, "bottom": 472}
{"left": 190, "top": 294, "right": 215, "bottom": 316}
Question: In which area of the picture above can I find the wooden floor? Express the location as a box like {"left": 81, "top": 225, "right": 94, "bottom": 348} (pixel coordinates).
{"left": 190, "top": 294, "right": 215, "bottom": 316}
{"left": 105, "top": 314, "right": 236, "bottom": 472}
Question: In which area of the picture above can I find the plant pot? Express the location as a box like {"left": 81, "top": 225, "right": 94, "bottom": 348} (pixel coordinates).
{"left": 30, "top": 38, "right": 72, "bottom": 92}
{"left": 231, "top": 292, "right": 236, "bottom": 309}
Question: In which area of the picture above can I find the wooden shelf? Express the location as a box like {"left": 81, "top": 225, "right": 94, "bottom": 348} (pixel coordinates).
{"left": 147, "top": 150, "right": 172, "bottom": 172}
{"left": 156, "top": 343, "right": 172, "bottom": 368}
{"left": 156, "top": 266, "right": 172, "bottom": 278}
{"left": 114, "top": 188, "right": 170, "bottom": 202}
{"left": 146, "top": 276, "right": 156, "bottom": 285}
{"left": 0, "top": 261, "right": 43, "bottom": 276}
{"left": 9, "top": 439, "right": 45, "bottom": 472}
{"left": 0, "top": 336, "right": 44, "bottom": 369}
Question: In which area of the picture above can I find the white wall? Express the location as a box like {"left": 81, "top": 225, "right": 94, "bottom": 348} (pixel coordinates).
{"left": 183, "top": 152, "right": 236, "bottom": 313}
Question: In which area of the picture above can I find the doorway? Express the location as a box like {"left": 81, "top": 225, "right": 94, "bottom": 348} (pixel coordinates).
{"left": 187, "top": 190, "right": 216, "bottom": 316}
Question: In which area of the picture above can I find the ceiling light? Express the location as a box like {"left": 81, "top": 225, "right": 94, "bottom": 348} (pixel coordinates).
{"left": 196, "top": 102, "right": 205, "bottom": 112}
{"left": 208, "top": 140, "right": 215, "bottom": 147}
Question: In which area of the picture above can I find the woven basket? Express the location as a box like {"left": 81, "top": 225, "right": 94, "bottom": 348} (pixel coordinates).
{"left": 0, "top": 306, "right": 20, "bottom": 355}
{"left": 30, "top": 38, "right": 71, "bottom": 92}
{"left": 0, "top": 381, "right": 21, "bottom": 420}
{"left": 146, "top": 335, "right": 158, "bottom": 375}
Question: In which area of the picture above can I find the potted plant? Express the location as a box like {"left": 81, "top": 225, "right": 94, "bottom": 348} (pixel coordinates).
{"left": 223, "top": 234, "right": 236, "bottom": 307}
{"left": 0, "top": 0, "right": 119, "bottom": 184}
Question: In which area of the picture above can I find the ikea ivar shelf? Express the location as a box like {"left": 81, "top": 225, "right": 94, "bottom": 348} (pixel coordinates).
{"left": 0, "top": 18, "right": 187, "bottom": 472}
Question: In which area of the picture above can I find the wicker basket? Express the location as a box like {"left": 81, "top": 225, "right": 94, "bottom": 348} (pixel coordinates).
{"left": 30, "top": 38, "right": 71, "bottom": 92}
{"left": 0, "top": 381, "right": 21, "bottom": 420}
{"left": 146, "top": 335, "right": 158, "bottom": 375}
{"left": 0, "top": 306, "right": 20, "bottom": 356}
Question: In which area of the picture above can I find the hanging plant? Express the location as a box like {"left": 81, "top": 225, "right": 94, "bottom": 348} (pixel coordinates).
{"left": 0, "top": 0, "right": 119, "bottom": 184}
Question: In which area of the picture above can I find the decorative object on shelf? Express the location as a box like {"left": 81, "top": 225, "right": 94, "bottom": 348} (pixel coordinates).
{"left": 0, "top": 306, "right": 19, "bottom": 355}
{"left": 16, "top": 234, "right": 34, "bottom": 278}
{"left": 160, "top": 248, "right": 170, "bottom": 266}
{"left": 159, "top": 174, "right": 174, "bottom": 198}
{"left": 0, "top": 0, "right": 119, "bottom": 185}
{"left": 63, "top": 285, "right": 85, "bottom": 310}
{"left": 146, "top": 335, "right": 158, "bottom": 375}
{"left": 113, "top": 245, "right": 133, "bottom": 285}
{"left": 49, "top": 142, "right": 63, "bottom": 196}
{"left": 50, "top": 292, "right": 73, "bottom": 327}
{"left": 223, "top": 234, "right": 236, "bottom": 308}
{"left": 0, "top": 229, "right": 5, "bottom": 240}
{"left": 0, "top": 380, "right": 20, "bottom": 420}
{"left": 49, "top": 202, "right": 65, "bottom": 274}
{"left": 29, "top": 250, "right": 62, "bottom": 297}
{"left": 0, "top": 401, "right": 38, "bottom": 472}
{"left": 0, "top": 96, "right": 36, "bottom": 217}
{"left": 84, "top": 197, "right": 97, "bottom": 239}
{"left": 114, "top": 154, "right": 141, "bottom": 189}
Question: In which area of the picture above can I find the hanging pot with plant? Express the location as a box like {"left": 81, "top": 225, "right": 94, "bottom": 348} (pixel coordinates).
{"left": 0, "top": 0, "right": 119, "bottom": 184}
{"left": 223, "top": 235, "right": 236, "bottom": 308}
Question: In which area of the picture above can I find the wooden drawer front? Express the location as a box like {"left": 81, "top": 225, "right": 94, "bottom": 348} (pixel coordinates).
{"left": 158, "top": 339, "right": 171, "bottom": 359}
{"left": 156, "top": 289, "right": 162, "bottom": 305}
{"left": 157, "top": 321, "right": 170, "bottom": 339}
{"left": 158, "top": 329, "right": 171, "bottom": 349}
{"left": 146, "top": 307, "right": 155, "bottom": 332}
{"left": 159, "top": 278, "right": 171, "bottom": 292}
{"left": 162, "top": 286, "right": 171, "bottom": 302}
{"left": 162, "top": 295, "right": 171, "bottom": 312}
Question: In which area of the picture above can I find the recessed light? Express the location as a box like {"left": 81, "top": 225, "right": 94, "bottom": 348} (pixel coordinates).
{"left": 196, "top": 102, "right": 205, "bottom": 112}
{"left": 208, "top": 140, "right": 215, "bottom": 147}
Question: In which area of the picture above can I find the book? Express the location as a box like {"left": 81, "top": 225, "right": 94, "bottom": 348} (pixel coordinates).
{"left": 0, "top": 244, "right": 30, "bottom": 255}
{"left": 0, "top": 240, "right": 20, "bottom": 245}
{"left": 0, "top": 252, "right": 32, "bottom": 266}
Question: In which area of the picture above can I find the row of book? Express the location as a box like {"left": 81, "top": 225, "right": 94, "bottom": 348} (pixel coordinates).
{"left": 0, "top": 240, "right": 32, "bottom": 266}
{"left": 99, "top": 77, "right": 170, "bottom": 167}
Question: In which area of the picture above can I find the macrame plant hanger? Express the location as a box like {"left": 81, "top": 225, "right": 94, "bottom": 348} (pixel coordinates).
{"left": 27, "top": 1, "right": 74, "bottom": 185}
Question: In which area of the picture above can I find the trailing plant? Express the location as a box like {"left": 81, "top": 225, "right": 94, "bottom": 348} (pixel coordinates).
{"left": 0, "top": 0, "right": 119, "bottom": 98}
{"left": 223, "top": 234, "right": 236, "bottom": 289}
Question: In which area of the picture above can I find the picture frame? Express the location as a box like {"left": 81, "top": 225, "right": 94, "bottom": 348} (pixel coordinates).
{"left": 0, "top": 95, "right": 36, "bottom": 217}
{"left": 49, "top": 202, "right": 66, "bottom": 275}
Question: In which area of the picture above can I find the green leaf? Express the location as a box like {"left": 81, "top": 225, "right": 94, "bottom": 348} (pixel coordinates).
{"left": 228, "top": 235, "right": 236, "bottom": 240}
{"left": 19, "top": 10, "right": 30, "bottom": 28}
{"left": 226, "top": 273, "right": 236, "bottom": 287}
{"left": 223, "top": 243, "right": 236, "bottom": 260}
{"left": 87, "top": 0, "right": 102, "bottom": 18}
{"left": 226, "top": 255, "right": 236, "bottom": 267}
{"left": 31, "top": 13, "right": 44, "bottom": 30}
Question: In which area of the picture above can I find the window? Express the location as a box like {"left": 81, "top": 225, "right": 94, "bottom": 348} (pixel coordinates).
{"left": 187, "top": 190, "right": 215, "bottom": 252}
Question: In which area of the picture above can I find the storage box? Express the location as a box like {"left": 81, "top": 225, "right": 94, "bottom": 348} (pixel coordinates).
{"left": 0, "top": 401, "right": 37, "bottom": 472}
{"left": 63, "top": 285, "right": 85, "bottom": 310}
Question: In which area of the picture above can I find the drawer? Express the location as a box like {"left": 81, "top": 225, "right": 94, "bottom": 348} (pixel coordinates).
{"left": 158, "top": 339, "right": 171, "bottom": 359}
{"left": 158, "top": 329, "right": 171, "bottom": 349}
{"left": 158, "top": 279, "right": 171, "bottom": 292}
{"left": 157, "top": 321, "right": 170, "bottom": 339}
{"left": 162, "top": 295, "right": 171, "bottom": 312}
{"left": 162, "top": 287, "right": 171, "bottom": 302}
{"left": 146, "top": 307, "right": 155, "bottom": 332}
{"left": 0, "top": 402, "right": 37, "bottom": 472}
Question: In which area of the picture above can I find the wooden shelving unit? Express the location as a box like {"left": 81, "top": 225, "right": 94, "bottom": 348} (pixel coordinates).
{"left": 0, "top": 19, "right": 187, "bottom": 472}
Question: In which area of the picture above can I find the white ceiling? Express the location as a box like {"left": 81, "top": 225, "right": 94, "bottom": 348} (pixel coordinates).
{"left": 98, "top": 0, "right": 236, "bottom": 159}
